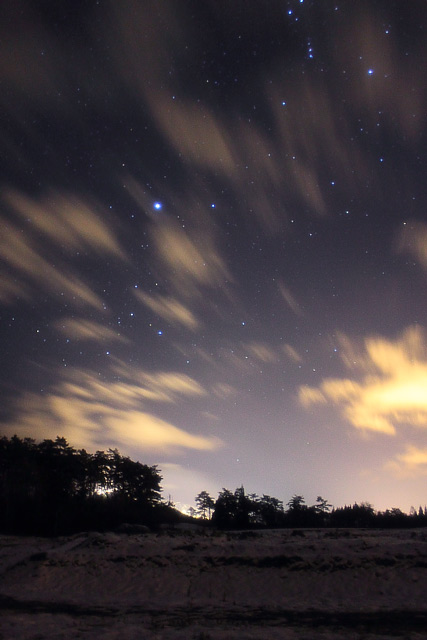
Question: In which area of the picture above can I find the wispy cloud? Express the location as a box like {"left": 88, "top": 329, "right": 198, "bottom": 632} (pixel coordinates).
{"left": 385, "top": 445, "right": 427, "bottom": 477}
{"left": 243, "top": 342, "right": 277, "bottom": 364}
{"left": 3, "top": 363, "right": 222, "bottom": 455}
{"left": 278, "top": 281, "right": 305, "bottom": 317}
{"left": 134, "top": 291, "right": 199, "bottom": 330}
{"left": 0, "top": 188, "right": 127, "bottom": 309}
{"left": 0, "top": 220, "right": 104, "bottom": 309}
{"left": 151, "top": 99, "right": 235, "bottom": 173}
{"left": 0, "top": 273, "right": 30, "bottom": 304}
{"left": 5, "top": 189, "right": 127, "bottom": 260}
{"left": 211, "top": 382, "right": 237, "bottom": 400}
{"left": 152, "top": 221, "right": 231, "bottom": 298}
{"left": 298, "top": 326, "right": 427, "bottom": 436}
{"left": 397, "top": 220, "right": 427, "bottom": 270}
{"left": 337, "top": 12, "right": 424, "bottom": 141}
{"left": 282, "top": 344, "right": 303, "bottom": 363}
{"left": 54, "top": 318, "right": 129, "bottom": 343}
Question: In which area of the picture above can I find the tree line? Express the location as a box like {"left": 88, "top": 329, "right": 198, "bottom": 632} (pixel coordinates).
{"left": 194, "top": 487, "right": 427, "bottom": 529}
{"left": 1, "top": 435, "right": 426, "bottom": 535}
{"left": 0, "top": 435, "right": 168, "bottom": 535}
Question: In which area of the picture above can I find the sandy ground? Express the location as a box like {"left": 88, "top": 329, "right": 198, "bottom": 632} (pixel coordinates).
{"left": 1, "top": 527, "right": 427, "bottom": 639}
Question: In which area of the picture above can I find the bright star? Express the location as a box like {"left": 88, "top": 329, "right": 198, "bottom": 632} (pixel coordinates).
{"left": 367, "top": 69, "right": 374, "bottom": 75}
{"left": 154, "top": 202, "right": 162, "bottom": 210}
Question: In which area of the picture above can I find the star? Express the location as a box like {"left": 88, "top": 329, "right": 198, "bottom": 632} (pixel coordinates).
{"left": 154, "top": 202, "right": 162, "bottom": 210}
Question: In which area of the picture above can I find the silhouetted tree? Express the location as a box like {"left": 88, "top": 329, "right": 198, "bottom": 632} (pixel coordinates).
{"left": 315, "top": 496, "right": 332, "bottom": 514}
{"left": 312, "top": 496, "right": 332, "bottom": 526}
{"left": 330, "top": 502, "right": 375, "bottom": 528}
{"left": 234, "top": 486, "right": 253, "bottom": 528}
{"left": 195, "top": 490, "right": 215, "bottom": 519}
{"left": 212, "top": 488, "right": 237, "bottom": 528}
{"left": 287, "top": 494, "right": 306, "bottom": 512}
{"left": 0, "top": 435, "right": 163, "bottom": 535}
{"left": 255, "top": 495, "right": 283, "bottom": 527}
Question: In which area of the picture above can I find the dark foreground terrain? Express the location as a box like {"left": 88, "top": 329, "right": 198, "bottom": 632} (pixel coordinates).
{"left": 1, "top": 528, "right": 427, "bottom": 639}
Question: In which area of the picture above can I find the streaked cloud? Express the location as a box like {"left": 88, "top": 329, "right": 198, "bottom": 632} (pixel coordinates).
{"left": 278, "top": 281, "right": 304, "bottom": 317}
{"left": 0, "top": 220, "right": 104, "bottom": 309}
{"left": 385, "top": 445, "right": 427, "bottom": 477}
{"left": 54, "top": 318, "right": 129, "bottom": 343}
{"left": 0, "top": 188, "right": 127, "bottom": 309}
{"left": 153, "top": 221, "right": 231, "bottom": 297}
{"left": 298, "top": 385, "right": 327, "bottom": 408}
{"left": 3, "top": 364, "right": 221, "bottom": 455}
{"left": 102, "top": 362, "right": 208, "bottom": 403}
{"left": 282, "top": 344, "right": 303, "bottom": 364}
{"left": 107, "top": 411, "right": 220, "bottom": 454}
{"left": 5, "top": 189, "right": 126, "bottom": 260}
{"left": 134, "top": 291, "right": 199, "bottom": 330}
{"left": 151, "top": 99, "right": 235, "bottom": 172}
{"left": 211, "top": 382, "right": 237, "bottom": 400}
{"left": 337, "top": 12, "right": 425, "bottom": 141}
{"left": 243, "top": 342, "right": 277, "bottom": 364}
{"left": 397, "top": 220, "right": 427, "bottom": 269}
{"left": 139, "top": 371, "right": 207, "bottom": 398}
{"left": 0, "top": 274, "right": 30, "bottom": 304}
{"left": 298, "top": 326, "right": 427, "bottom": 436}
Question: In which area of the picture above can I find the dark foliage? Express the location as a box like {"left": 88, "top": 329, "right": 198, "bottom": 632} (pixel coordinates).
{"left": 212, "top": 487, "right": 286, "bottom": 529}
{"left": 206, "top": 486, "right": 427, "bottom": 531}
{"left": 0, "top": 435, "right": 163, "bottom": 535}
{"left": 194, "top": 490, "right": 215, "bottom": 519}
{"left": 2, "top": 435, "right": 426, "bottom": 535}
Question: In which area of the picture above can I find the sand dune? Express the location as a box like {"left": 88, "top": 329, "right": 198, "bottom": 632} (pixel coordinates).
{"left": 1, "top": 527, "right": 427, "bottom": 639}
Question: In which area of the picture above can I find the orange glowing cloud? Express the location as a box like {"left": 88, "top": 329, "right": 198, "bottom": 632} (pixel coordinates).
{"left": 298, "top": 326, "right": 427, "bottom": 436}
{"left": 385, "top": 445, "right": 427, "bottom": 478}
{"left": 3, "top": 364, "right": 222, "bottom": 455}
{"left": 106, "top": 411, "right": 221, "bottom": 455}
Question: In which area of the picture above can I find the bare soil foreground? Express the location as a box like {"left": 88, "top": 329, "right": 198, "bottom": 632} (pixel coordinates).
{"left": 1, "top": 527, "right": 427, "bottom": 639}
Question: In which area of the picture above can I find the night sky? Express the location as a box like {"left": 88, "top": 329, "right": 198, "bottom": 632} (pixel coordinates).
{"left": 1, "top": 0, "right": 427, "bottom": 512}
